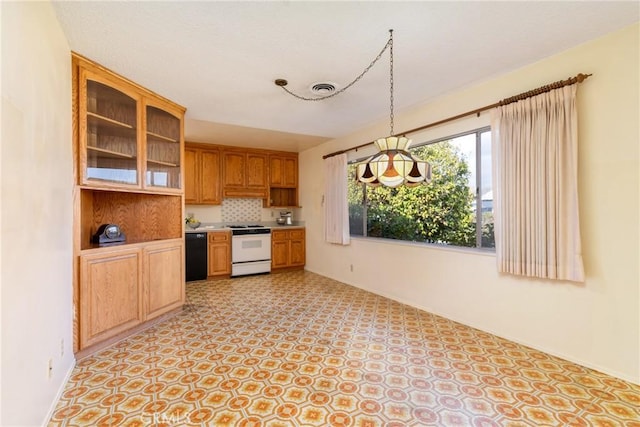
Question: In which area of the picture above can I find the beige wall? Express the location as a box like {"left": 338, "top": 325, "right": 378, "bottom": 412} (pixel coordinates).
{"left": 1, "top": 2, "right": 75, "bottom": 425}
{"left": 299, "top": 23, "right": 640, "bottom": 384}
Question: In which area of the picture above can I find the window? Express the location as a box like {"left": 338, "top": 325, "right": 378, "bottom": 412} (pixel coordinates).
{"left": 348, "top": 127, "right": 494, "bottom": 249}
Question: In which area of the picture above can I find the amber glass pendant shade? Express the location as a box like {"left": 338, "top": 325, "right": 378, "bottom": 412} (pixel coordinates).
{"left": 356, "top": 136, "right": 431, "bottom": 188}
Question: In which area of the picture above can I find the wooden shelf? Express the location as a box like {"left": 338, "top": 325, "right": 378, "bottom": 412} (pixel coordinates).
{"left": 87, "top": 146, "right": 135, "bottom": 159}
{"left": 147, "top": 158, "right": 178, "bottom": 167}
{"left": 80, "top": 237, "right": 183, "bottom": 254}
{"left": 268, "top": 187, "right": 298, "bottom": 208}
{"left": 147, "top": 131, "right": 178, "bottom": 143}
{"left": 87, "top": 111, "right": 133, "bottom": 129}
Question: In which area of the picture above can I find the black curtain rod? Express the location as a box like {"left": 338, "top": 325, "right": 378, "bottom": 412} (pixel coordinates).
{"left": 322, "top": 73, "right": 592, "bottom": 160}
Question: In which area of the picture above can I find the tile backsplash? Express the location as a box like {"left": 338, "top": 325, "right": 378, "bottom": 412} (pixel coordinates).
{"left": 186, "top": 198, "right": 295, "bottom": 224}
{"left": 221, "top": 198, "right": 262, "bottom": 223}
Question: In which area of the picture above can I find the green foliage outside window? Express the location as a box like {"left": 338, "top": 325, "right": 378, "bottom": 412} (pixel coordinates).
{"left": 348, "top": 139, "right": 495, "bottom": 249}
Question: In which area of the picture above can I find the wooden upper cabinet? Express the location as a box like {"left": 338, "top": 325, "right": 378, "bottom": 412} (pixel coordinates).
{"left": 184, "top": 148, "right": 199, "bottom": 204}
{"left": 74, "top": 54, "right": 184, "bottom": 193}
{"left": 246, "top": 152, "right": 268, "bottom": 189}
{"left": 270, "top": 154, "right": 298, "bottom": 188}
{"left": 186, "top": 143, "right": 297, "bottom": 203}
{"left": 200, "top": 150, "right": 221, "bottom": 204}
{"left": 222, "top": 151, "right": 245, "bottom": 188}
{"left": 144, "top": 102, "right": 182, "bottom": 191}
{"left": 267, "top": 153, "right": 299, "bottom": 208}
{"left": 184, "top": 144, "right": 221, "bottom": 205}
{"left": 222, "top": 150, "right": 268, "bottom": 198}
{"left": 79, "top": 69, "right": 141, "bottom": 188}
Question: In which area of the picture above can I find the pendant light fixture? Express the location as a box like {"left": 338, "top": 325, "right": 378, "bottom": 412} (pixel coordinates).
{"left": 356, "top": 30, "right": 431, "bottom": 188}
{"left": 275, "top": 30, "right": 430, "bottom": 188}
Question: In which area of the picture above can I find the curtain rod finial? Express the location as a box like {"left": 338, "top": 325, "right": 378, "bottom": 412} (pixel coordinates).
{"left": 576, "top": 73, "right": 592, "bottom": 83}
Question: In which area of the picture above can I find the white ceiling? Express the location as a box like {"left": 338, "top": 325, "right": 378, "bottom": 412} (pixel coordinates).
{"left": 52, "top": 1, "right": 639, "bottom": 152}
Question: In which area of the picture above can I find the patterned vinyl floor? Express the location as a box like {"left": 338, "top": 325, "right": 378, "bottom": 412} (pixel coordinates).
{"left": 50, "top": 271, "right": 640, "bottom": 426}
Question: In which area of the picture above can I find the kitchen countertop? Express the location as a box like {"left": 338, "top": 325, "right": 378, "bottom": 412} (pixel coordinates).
{"left": 185, "top": 222, "right": 305, "bottom": 233}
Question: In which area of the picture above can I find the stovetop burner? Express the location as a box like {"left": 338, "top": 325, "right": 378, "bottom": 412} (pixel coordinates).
{"left": 226, "top": 225, "right": 266, "bottom": 229}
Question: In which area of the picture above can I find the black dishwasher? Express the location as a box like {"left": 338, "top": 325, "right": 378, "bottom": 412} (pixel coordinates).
{"left": 185, "top": 233, "right": 207, "bottom": 281}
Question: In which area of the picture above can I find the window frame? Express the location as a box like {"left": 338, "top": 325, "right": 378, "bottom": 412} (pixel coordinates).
{"left": 349, "top": 126, "right": 493, "bottom": 252}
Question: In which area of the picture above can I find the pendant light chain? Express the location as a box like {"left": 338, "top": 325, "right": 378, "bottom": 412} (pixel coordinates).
{"left": 276, "top": 31, "right": 394, "bottom": 102}
{"left": 347, "top": 29, "right": 430, "bottom": 188}
{"left": 275, "top": 29, "right": 430, "bottom": 188}
{"left": 389, "top": 29, "right": 394, "bottom": 136}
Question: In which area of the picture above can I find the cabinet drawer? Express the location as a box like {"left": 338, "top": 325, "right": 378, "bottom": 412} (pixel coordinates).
{"left": 271, "top": 230, "right": 289, "bottom": 241}
{"left": 290, "top": 229, "right": 305, "bottom": 240}
{"left": 208, "top": 231, "right": 230, "bottom": 243}
{"left": 272, "top": 229, "right": 305, "bottom": 241}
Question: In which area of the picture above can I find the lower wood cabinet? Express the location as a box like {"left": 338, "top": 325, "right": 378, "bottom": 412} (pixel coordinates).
{"left": 80, "top": 247, "right": 143, "bottom": 348}
{"left": 208, "top": 231, "right": 231, "bottom": 276}
{"left": 143, "top": 240, "right": 184, "bottom": 319}
{"left": 271, "top": 228, "right": 305, "bottom": 271}
{"left": 78, "top": 239, "right": 184, "bottom": 351}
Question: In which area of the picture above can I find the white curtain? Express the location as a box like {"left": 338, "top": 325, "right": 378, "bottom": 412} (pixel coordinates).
{"left": 324, "top": 153, "right": 350, "bottom": 245}
{"left": 491, "top": 85, "right": 584, "bottom": 282}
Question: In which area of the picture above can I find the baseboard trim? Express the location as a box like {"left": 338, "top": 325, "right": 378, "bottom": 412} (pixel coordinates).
{"left": 42, "top": 359, "right": 76, "bottom": 427}
{"left": 75, "top": 307, "right": 183, "bottom": 360}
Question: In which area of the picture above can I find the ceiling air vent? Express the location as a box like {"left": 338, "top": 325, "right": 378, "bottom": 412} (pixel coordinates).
{"left": 309, "top": 82, "right": 338, "bottom": 95}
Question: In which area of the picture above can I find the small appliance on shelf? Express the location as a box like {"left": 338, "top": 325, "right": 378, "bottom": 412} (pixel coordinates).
{"left": 277, "top": 211, "right": 293, "bottom": 226}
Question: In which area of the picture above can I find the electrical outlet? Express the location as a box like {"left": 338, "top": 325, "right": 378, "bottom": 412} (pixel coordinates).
{"left": 60, "top": 338, "right": 65, "bottom": 357}
{"left": 350, "top": 264, "right": 354, "bottom": 272}
{"left": 48, "top": 359, "right": 53, "bottom": 379}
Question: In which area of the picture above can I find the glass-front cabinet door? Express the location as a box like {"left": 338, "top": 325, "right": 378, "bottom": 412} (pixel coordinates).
{"left": 145, "top": 104, "right": 181, "bottom": 190}
{"left": 80, "top": 70, "right": 140, "bottom": 187}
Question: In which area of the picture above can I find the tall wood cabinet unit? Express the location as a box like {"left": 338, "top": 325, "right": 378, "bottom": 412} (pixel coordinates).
{"left": 184, "top": 144, "right": 221, "bottom": 205}
{"left": 72, "top": 53, "right": 186, "bottom": 355}
{"left": 271, "top": 228, "right": 306, "bottom": 271}
{"left": 268, "top": 153, "right": 299, "bottom": 208}
{"left": 222, "top": 149, "right": 268, "bottom": 198}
